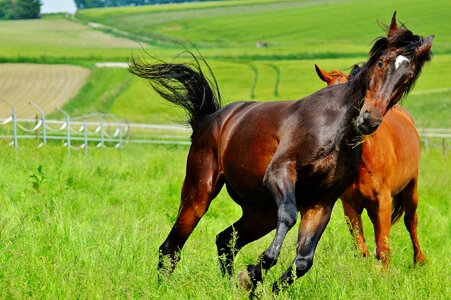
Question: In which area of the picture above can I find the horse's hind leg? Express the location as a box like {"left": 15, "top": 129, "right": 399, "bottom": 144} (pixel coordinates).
{"left": 400, "top": 177, "right": 425, "bottom": 264}
{"left": 216, "top": 206, "right": 277, "bottom": 277}
{"left": 158, "top": 150, "right": 223, "bottom": 273}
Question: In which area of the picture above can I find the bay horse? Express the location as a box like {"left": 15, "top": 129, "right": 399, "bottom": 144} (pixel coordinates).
{"left": 315, "top": 64, "right": 425, "bottom": 266}
{"left": 129, "top": 13, "right": 433, "bottom": 294}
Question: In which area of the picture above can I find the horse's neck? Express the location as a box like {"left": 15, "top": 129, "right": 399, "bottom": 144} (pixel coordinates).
{"left": 339, "top": 85, "right": 365, "bottom": 142}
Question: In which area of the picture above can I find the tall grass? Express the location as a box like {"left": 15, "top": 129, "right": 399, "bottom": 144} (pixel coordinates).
{"left": 0, "top": 143, "right": 448, "bottom": 298}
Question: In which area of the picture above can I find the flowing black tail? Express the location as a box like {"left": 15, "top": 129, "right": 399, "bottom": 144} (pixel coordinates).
{"left": 129, "top": 52, "right": 222, "bottom": 137}
{"left": 391, "top": 194, "right": 405, "bottom": 224}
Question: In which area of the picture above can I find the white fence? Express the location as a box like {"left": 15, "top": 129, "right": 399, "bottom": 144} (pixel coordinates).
{"left": 418, "top": 128, "right": 451, "bottom": 155}
{"left": 0, "top": 107, "right": 449, "bottom": 156}
{"left": 0, "top": 107, "right": 191, "bottom": 156}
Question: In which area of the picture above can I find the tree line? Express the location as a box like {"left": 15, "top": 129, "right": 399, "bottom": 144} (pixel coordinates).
{"left": 0, "top": 0, "right": 41, "bottom": 19}
{"left": 0, "top": 0, "right": 216, "bottom": 20}
{"left": 75, "top": 0, "right": 216, "bottom": 9}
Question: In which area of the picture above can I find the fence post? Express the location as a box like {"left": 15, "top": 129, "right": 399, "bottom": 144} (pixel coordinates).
{"left": 100, "top": 120, "right": 104, "bottom": 148}
{"left": 35, "top": 114, "right": 39, "bottom": 140}
{"left": 423, "top": 137, "right": 429, "bottom": 154}
{"left": 118, "top": 122, "right": 123, "bottom": 148}
{"left": 30, "top": 101, "right": 46, "bottom": 146}
{"left": 58, "top": 107, "right": 71, "bottom": 158}
{"left": 443, "top": 139, "right": 447, "bottom": 157}
{"left": 125, "top": 119, "right": 130, "bottom": 143}
{"left": 84, "top": 119, "right": 88, "bottom": 156}
{"left": 12, "top": 107, "right": 18, "bottom": 150}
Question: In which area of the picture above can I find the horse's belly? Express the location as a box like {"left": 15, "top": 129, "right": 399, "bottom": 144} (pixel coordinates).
{"left": 220, "top": 129, "right": 281, "bottom": 202}
{"left": 221, "top": 142, "right": 275, "bottom": 202}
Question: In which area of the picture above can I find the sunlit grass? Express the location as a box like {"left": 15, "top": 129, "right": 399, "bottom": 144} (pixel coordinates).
{"left": 0, "top": 143, "right": 448, "bottom": 298}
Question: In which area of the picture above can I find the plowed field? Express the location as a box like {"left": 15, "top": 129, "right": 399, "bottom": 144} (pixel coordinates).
{"left": 0, "top": 64, "right": 90, "bottom": 118}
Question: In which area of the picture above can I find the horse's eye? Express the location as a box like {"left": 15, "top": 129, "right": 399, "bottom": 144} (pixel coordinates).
{"left": 377, "top": 60, "right": 384, "bottom": 68}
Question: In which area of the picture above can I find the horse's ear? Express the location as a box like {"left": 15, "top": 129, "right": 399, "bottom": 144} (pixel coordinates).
{"left": 416, "top": 35, "right": 434, "bottom": 59}
{"left": 388, "top": 11, "right": 398, "bottom": 37}
{"left": 315, "top": 64, "right": 329, "bottom": 83}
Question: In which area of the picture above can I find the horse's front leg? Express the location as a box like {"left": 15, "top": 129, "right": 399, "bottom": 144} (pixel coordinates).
{"left": 367, "top": 190, "right": 392, "bottom": 267}
{"left": 272, "top": 202, "right": 334, "bottom": 292}
{"left": 239, "top": 162, "right": 298, "bottom": 292}
{"left": 341, "top": 196, "right": 369, "bottom": 257}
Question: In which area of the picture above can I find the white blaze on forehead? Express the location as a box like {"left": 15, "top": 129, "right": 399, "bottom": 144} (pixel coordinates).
{"left": 395, "top": 55, "right": 410, "bottom": 69}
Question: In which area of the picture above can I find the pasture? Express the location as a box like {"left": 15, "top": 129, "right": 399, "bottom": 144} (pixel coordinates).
{"left": 0, "top": 0, "right": 450, "bottom": 298}
{"left": 0, "top": 15, "right": 141, "bottom": 62}
{"left": 0, "top": 144, "right": 448, "bottom": 298}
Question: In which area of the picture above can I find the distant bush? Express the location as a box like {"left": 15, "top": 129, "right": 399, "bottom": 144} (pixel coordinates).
{"left": 0, "top": 0, "right": 41, "bottom": 20}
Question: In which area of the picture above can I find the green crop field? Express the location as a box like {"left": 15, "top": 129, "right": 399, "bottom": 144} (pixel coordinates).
{"left": 76, "top": 0, "right": 451, "bottom": 56}
{"left": 0, "top": 0, "right": 450, "bottom": 298}
{"left": 0, "top": 15, "right": 142, "bottom": 62}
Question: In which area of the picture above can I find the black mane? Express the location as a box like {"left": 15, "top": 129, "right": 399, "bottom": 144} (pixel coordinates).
{"left": 350, "top": 25, "right": 432, "bottom": 98}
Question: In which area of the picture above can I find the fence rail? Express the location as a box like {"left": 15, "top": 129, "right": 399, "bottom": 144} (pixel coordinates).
{"left": 0, "top": 106, "right": 192, "bottom": 156}
{"left": 0, "top": 107, "right": 449, "bottom": 156}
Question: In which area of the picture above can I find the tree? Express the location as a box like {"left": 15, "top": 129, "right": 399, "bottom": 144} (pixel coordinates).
{"left": 0, "top": 0, "right": 41, "bottom": 20}
{"left": 15, "top": 0, "right": 41, "bottom": 19}
{"left": 0, "top": 0, "right": 13, "bottom": 19}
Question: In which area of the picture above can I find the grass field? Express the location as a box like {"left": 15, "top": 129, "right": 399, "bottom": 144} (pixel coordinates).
{"left": 76, "top": 0, "right": 451, "bottom": 56}
{"left": 0, "top": 1, "right": 450, "bottom": 298}
{"left": 1, "top": 0, "right": 450, "bottom": 126}
{"left": 58, "top": 56, "right": 451, "bottom": 128}
{"left": 0, "top": 144, "right": 448, "bottom": 298}
{"left": 0, "top": 15, "right": 142, "bottom": 62}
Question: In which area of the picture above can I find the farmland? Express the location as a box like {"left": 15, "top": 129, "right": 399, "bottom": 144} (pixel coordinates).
{"left": 0, "top": 64, "right": 90, "bottom": 118}
{"left": 0, "top": 0, "right": 450, "bottom": 298}
{"left": 0, "top": 0, "right": 450, "bottom": 125}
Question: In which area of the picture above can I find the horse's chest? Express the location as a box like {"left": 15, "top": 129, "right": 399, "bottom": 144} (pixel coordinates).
{"left": 298, "top": 152, "right": 339, "bottom": 186}
{"left": 296, "top": 147, "right": 361, "bottom": 198}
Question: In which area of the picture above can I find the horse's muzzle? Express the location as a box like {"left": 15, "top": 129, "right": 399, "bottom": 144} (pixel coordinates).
{"left": 355, "top": 111, "right": 381, "bottom": 135}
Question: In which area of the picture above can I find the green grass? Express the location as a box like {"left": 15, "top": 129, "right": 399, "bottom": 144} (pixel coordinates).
{"left": 0, "top": 0, "right": 449, "bottom": 298}
{"left": 1, "top": 0, "right": 450, "bottom": 127}
{"left": 0, "top": 143, "right": 448, "bottom": 298}
{"left": 76, "top": 0, "right": 451, "bottom": 56}
{"left": 59, "top": 55, "right": 450, "bottom": 128}
{"left": 59, "top": 68, "right": 133, "bottom": 116}
{"left": 0, "top": 15, "right": 142, "bottom": 62}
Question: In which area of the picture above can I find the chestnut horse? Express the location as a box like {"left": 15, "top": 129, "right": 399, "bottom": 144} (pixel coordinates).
{"left": 315, "top": 64, "right": 425, "bottom": 266}
{"left": 130, "top": 13, "right": 432, "bottom": 293}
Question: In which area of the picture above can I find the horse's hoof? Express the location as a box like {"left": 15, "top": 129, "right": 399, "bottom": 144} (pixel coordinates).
{"left": 237, "top": 269, "right": 253, "bottom": 292}
{"left": 414, "top": 255, "right": 426, "bottom": 266}
{"left": 272, "top": 282, "right": 281, "bottom": 294}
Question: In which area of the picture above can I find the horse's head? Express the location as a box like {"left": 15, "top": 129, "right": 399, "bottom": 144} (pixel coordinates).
{"left": 354, "top": 12, "right": 433, "bottom": 134}
{"left": 315, "top": 64, "right": 349, "bottom": 86}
